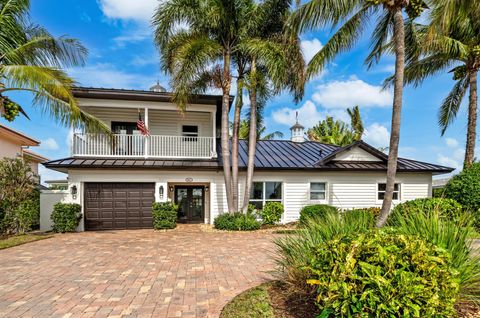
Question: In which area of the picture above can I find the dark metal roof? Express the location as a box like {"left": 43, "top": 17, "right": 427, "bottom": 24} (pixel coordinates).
{"left": 44, "top": 139, "right": 454, "bottom": 174}
{"left": 72, "top": 86, "right": 233, "bottom": 106}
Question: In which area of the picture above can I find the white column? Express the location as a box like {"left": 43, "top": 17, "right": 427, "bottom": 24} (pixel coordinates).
{"left": 211, "top": 110, "right": 217, "bottom": 157}
{"left": 144, "top": 107, "right": 149, "bottom": 158}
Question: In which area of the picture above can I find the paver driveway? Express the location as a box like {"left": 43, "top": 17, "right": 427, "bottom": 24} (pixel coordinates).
{"left": 0, "top": 225, "right": 276, "bottom": 318}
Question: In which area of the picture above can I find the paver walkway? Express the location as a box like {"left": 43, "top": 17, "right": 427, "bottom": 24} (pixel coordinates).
{"left": 0, "top": 225, "right": 276, "bottom": 318}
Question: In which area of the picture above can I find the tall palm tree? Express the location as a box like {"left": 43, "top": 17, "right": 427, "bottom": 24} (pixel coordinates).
{"left": 347, "top": 105, "right": 364, "bottom": 141}
{"left": 385, "top": 2, "right": 479, "bottom": 168}
{"left": 289, "top": 0, "right": 428, "bottom": 226}
{"left": 153, "top": 0, "right": 301, "bottom": 212}
{"left": 0, "top": 0, "right": 107, "bottom": 131}
{"left": 239, "top": 0, "right": 305, "bottom": 212}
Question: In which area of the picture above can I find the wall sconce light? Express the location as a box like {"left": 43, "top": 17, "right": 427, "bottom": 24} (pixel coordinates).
{"left": 169, "top": 186, "right": 174, "bottom": 192}
{"left": 71, "top": 185, "right": 78, "bottom": 199}
{"left": 159, "top": 185, "right": 164, "bottom": 199}
{"left": 205, "top": 186, "right": 209, "bottom": 192}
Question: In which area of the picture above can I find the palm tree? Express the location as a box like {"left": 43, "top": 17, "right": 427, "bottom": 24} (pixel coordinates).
{"left": 153, "top": 0, "right": 302, "bottom": 212}
{"left": 385, "top": 2, "right": 479, "bottom": 168}
{"left": 0, "top": 0, "right": 108, "bottom": 132}
{"left": 307, "top": 106, "right": 364, "bottom": 146}
{"left": 289, "top": 0, "right": 428, "bottom": 226}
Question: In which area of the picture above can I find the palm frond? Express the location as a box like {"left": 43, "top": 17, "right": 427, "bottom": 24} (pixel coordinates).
{"left": 365, "top": 11, "right": 394, "bottom": 69}
{"left": 438, "top": 76, "right": 469, "bottom": 135}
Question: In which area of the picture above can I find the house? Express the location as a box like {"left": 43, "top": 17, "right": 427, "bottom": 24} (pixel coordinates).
{"left": 0, "top": 124, "right": 48, "bottom": 176}
{"left": 42, "top": 85, "right": 454, "bottom": 231}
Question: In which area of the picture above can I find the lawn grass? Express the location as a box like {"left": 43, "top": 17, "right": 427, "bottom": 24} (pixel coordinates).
{"left": 0, "top": 233, "right": 53, "bottom": 250}
{"left": 220, "top": 283, "right": 275, "bottom": 318}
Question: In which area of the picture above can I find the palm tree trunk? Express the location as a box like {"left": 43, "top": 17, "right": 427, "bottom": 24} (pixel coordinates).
{"left": 242, "top": 60, "right": 258, "bottom": 212}
{"left": 377, "top": 7, "right": 405, "bottom": 227}
{"left": 221, "top": 49, "right": 235, "bottom": 212}
{"left": 231, "top": 73, "right": 244, "bottom": 211}
{"left": 464, "top": 69, "right": 478, "bottom": 168}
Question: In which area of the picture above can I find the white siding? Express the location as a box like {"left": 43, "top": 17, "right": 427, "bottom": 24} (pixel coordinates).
{"left": 83, "top": 107, "right": 213, "bottom": 137}
{"left": 334, "top": 147, "right": 382, "bottom": 161}
{"left": 65, "top": 169, "right": 433, "bottom": 230}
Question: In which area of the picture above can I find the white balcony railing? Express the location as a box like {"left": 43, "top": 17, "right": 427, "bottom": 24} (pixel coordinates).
{"left": 72, "top": 133, "right": 215, "bottom": 159}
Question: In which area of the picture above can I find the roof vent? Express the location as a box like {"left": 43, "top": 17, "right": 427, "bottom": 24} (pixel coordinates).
{"left": 290, "top": 111, "right": 305, "bottom": 143}
{"left": 149, "top": 81, "right": 166, "bottom": 93}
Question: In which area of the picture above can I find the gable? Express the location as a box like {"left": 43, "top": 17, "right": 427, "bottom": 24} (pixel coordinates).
{"left": 333, "top": 146, "right": 383, "bottom": 162}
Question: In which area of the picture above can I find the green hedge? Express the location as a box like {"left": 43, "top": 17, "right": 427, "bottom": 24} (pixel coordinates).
{"left": 152, "top": 202, "right": 178, "bottom": 230}
{"left": 214, "top": 212, "right": 261, "bottom": 231}
{"left": 343, "top": 209, "right": 376, "bottom": 228}
{"left": 51, "top": 203, "right": 82, "bottom": 233}
{"left": 299, "top": 204, "right": 338, "bottom": 225}
{"left": 259, "top": 202, "right": 284, "bottom": 225}
{"left": 388, "top": 198, "right": 464, "bottom": 225}
{"left": 305, "top": 230, "right": 459, "bottom": 317}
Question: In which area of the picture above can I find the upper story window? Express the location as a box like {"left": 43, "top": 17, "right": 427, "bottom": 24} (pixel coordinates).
{"left": 249, "top": 181, "right": 282, "bottom": 209}
{"left": 310, "top": 182, "right": 327, "bottom": 200}
{"left": 182, "top": 125, "right": 198, "bottom": 137}
{"left": 377, "top": 183, "right": 400, "bottom": 200}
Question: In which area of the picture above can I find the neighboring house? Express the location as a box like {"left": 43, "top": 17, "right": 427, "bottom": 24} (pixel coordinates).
{"left": 42, "top": 86, "right": 454, "bottom": 231}
{"left": 0, "top": 124, "right": 48, "bottom": 176}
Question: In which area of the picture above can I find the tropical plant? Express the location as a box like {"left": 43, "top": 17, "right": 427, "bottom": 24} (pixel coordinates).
{"left": 214, "top": 212, "right": 261, "bottom": 231}
{"left": 260, "top": 201, "right": 284, "bottom": 225}
{"left": 385, "top": 1, "right": 480, "bottom": 168}
{"left": 289, "top": 0, "right": 428, "bottom": 226}
{"left": 299, "top": 204, "right": 338, "bottom": 226}
{"left": 305, "top": 231, "right": 459, "bottom": 317}
{"left": 152, "top": 202, "right": 178, "bottom": 230}
{"left": 0, "top": 158, "right": 37, "bottom": 234}
{"left": 307, "top": 106, "right": 364, "bottom": 146}
{"left": 50, "top": 203, "right": 82, "bottom": 233}
{"left": 0, "top": 0, "right": 108, "bottom": 132}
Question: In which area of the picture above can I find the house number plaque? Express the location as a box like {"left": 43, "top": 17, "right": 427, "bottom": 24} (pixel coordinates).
{"left": 185, "top": 177, "right": 193, "bottom": 183}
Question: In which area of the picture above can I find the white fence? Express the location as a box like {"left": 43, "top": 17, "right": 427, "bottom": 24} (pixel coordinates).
{"left": 72, "top": 133, "right": 215, "bottom": 158}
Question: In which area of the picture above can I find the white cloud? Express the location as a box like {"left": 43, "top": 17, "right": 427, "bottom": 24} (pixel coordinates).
{"left": 272, "top": 100, "right": 320, "bottom": 128}
{"left": 437, "top": 154, "right": 461, "bottom": 170}
{"left": 98, "top": 0, "right": 159, "bottom": 23}
{"left": 312, "top": 78, "right": 393, "bottom": 109}
{"left": 445, "top": 137, "right": 459, "bottom": 148}
{"left": 113, "top": 28, "right": 152, "bottom": 46}
{"left": 39, "top": 138, "right": 59, "bottom": 151}
{"left": 301, "top": 38, "right": 323, "bottom": 63}
{"left": 69, "top": 63, "right": 156, "bottom": 90}
{"left": 363, "top": 123, "right": 390, "bottom": 148}
{"left": 131, "top": 54, "right": 159, "bottom": 66}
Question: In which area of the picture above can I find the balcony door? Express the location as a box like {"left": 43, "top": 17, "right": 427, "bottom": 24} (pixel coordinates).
{"left": 111, "top": 122, "right": 143, "bottom": 156}
{"left": 174, "top": 186, "right": 205, "bottom": 223}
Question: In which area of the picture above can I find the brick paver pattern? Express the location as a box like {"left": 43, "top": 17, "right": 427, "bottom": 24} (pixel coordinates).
{"left": 0, "top": 225, "right": 276, "bottom": 318}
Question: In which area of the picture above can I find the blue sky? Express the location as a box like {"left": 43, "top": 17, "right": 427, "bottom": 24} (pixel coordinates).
{"left": 1, "top": 0, "right": 474, "bottom": 182}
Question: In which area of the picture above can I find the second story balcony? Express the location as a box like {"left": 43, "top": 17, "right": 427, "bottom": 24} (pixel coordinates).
{"left": 72, "top": 133, "right": 216, "bottom": 159}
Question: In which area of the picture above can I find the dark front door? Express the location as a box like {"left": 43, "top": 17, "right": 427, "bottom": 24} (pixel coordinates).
{"left": 174, "top": 186, "right": 205, "bottom": 223}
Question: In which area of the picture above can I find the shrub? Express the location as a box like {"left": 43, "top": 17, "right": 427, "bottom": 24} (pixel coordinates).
{"left": 389, "top": 197, "right": 465, "bottom": 225}
{"left": 152, "top": 202, "right": 178, "bottom": 230}
{"left": 444, "top": 163, "right": 480, "bottom": 213}
{"left": 51, "top": 203, "right": 82, "bottom": 233}
{"left": 214, "top": 213, "right": 261, "bottom": 231}
{"left": 343, "top": 208, "right": 376, "bottom": 227}
{"left": 305, "top": 230, "right": 460, "bottom": 317}
{"left": 14, "top": 189, "right": 40, "bottom": 233}
{"left": 260, "top": 202, "right": 284, "bottom": 225}
{"left": 299, "top": 204, "right": 338, "bottom": 225}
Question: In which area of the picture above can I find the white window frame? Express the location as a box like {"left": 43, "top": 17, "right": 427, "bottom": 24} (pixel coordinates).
{"left": 377, "top": 183, "right": 401, "bottom": 202}
{"left": 249, "top": 181, "right": 283, "bottom": 209}
{"left": 309, "top": 182, "right": 328, "bottom": 202}
{"left": 181, "top": 124, "right": 199, "bottom": 138}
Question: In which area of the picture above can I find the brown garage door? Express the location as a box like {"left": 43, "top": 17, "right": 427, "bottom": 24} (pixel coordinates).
{"left": 84, "top": 183, "right": 155, "bottom": 230}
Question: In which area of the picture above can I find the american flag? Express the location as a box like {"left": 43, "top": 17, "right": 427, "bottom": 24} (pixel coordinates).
{"left": 137, "top": 112, "right": 150, "bottom": 135}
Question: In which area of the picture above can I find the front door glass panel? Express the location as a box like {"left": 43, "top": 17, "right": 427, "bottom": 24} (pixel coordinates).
{"left": 174, "top": 186, "right": 204, "bottom": 222}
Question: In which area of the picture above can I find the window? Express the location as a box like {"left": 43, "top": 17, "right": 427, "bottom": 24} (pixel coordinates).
{"left": 377, "top": 183, "right": 400, "bottom": 200}
{"left": 310, "top": 182, "right": 327, "bottom": 200}
{"left": 182, "top": 125, "right": 198, "bottom": 137}
{"left": 249, "top": 182, "right": 282, "bottom": 209}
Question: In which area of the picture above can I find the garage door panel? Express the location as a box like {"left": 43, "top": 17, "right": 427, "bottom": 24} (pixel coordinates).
{"left": 85, "top": 182, "right": 155, "bottom": 230}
